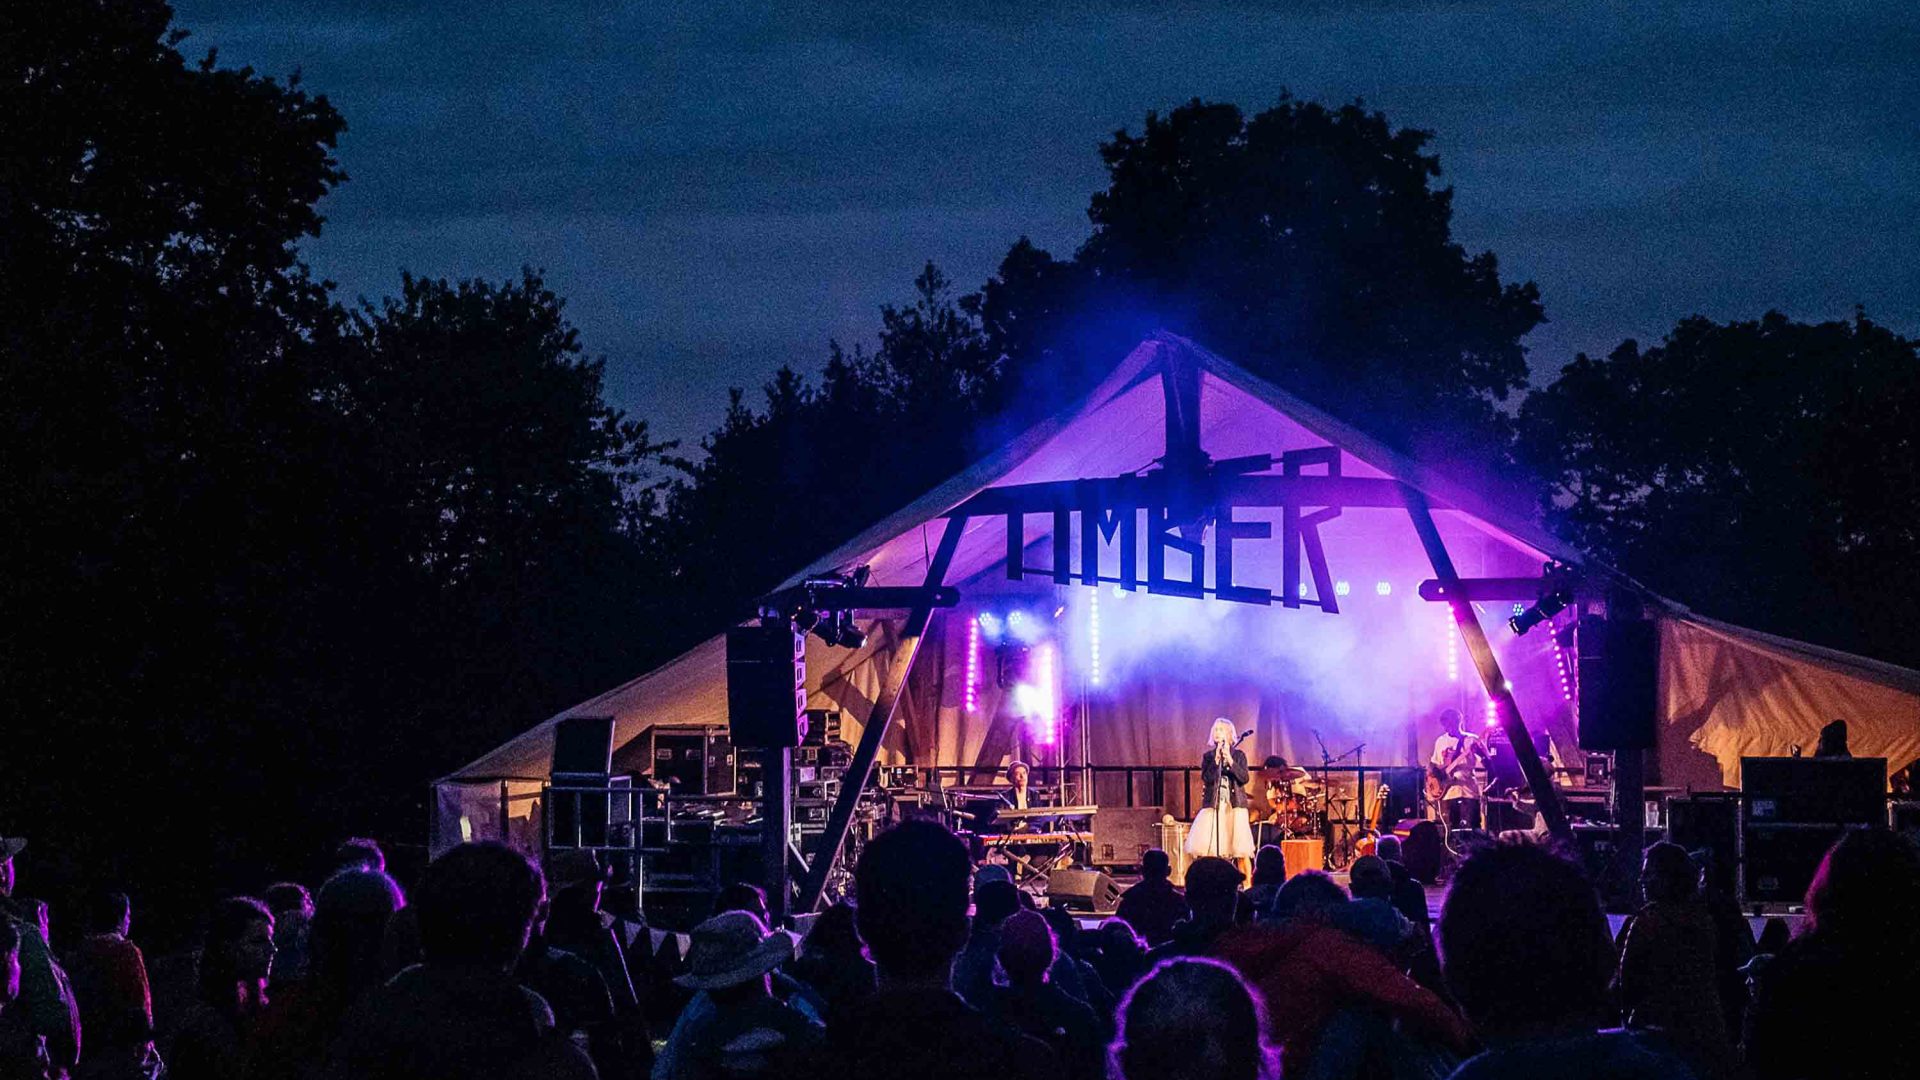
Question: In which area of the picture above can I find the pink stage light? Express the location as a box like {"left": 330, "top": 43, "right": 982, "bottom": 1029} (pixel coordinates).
{"left": 1444, "top": 610, "right": 1459, "bottom": 681}
{"left": 1485, "top": 694, "right": 1499, "bottom": 727}
{"left": 964, "top": 618, "right": 979, "bottom": 713}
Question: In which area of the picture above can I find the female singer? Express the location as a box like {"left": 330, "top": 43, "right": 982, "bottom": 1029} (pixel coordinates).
{"left": 1187, "top": 717, "right": 1255, "bottom": 877}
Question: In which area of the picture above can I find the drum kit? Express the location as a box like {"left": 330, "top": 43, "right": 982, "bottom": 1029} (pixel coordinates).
{"left": 1253, "top": 760, "right": 1333, "bottom": 840}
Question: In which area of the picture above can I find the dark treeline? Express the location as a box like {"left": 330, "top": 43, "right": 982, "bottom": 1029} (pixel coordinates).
{"left": 4, "top": 0, "right": 1917, "bottom": 934}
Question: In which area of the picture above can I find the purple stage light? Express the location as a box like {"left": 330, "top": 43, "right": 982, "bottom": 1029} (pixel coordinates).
{"left": 1088, "top": 589, "right": 1102, "bottom": 687}
{"left": 964, "top": 618, "right": 980, "bottom": 713}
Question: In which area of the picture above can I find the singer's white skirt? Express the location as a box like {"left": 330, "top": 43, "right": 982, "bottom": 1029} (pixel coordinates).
{"left": 1186, "top": 805, "right": 1255, "bottom": 858}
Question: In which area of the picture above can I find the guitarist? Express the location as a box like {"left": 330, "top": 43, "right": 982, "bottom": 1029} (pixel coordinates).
{"left": 1427, "top": 708, "right": 1489, "bottom": 830}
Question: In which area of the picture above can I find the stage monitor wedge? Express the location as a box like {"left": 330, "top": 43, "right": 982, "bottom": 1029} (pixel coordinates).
{"left": 1048, "top": 868, "right": 1122, "bottom": 913}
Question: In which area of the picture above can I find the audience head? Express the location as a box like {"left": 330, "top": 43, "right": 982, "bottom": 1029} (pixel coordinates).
{"left": 854, "top": 820, "right": 972, "bottom": 983}
{"left": 800, "top": 902, "right": 863, "bottom": 962}
{"left": 1375, "top": 834, "right": 1403, "bottom": 862}
{"left": 1402, "top": 820, "right": 1447, "bottom": 883}
{"left": 542, "top": 848, "right": 607, "bottom": 913}
{"left": 1804, "top": 828, "right": 1920, "bottom": 938}
{"left": 973, "top": 879, "right": 1021, "bottom": 927}
{"left": 197, "top": 897, "right": 276, "bottom": 1009}
{"left": 310, "top": 868, "right": 405, "bottom": 990}
{"left": 1440, "top": 841, "right": 1612, "bottom": 1039}
{"left": 264, "top": 882, "right": 314, "bottom": 921}
{"left": 81, "top": 890, "right": 132, "bottom": 937}
{"left": 1099, "top": 917, "right": 1146, "bottom": 957}
{"left": 1251, "top": 845, "right": 1286, "bottom": 887}
{"left": 416, "top": 842, "right": 543, "bottom": 971}
{"left": 1141, "top": 848, "right": 1173, "bottom": 882}
{"left": 1041, "top": 904, "right": 1082, "bottom": 955}
{"left": 334, "top": 837, "right": 386, "bottom": 875}
{"left": 715, "top": 881, "right": 770, "bottom": 926}
{"left": 1348, "top": 855, "right": 1393, "bottom": 901}
{"left": 1112, "top": 957, "right": 1271, "bottom": 1080}
{"left": 674, "top": 910, "right": 796, "bottom": 1001}
{"left": 1271, "top": 870, "right": 1347, "bottom": 921}
{"left": 1184, "top": 857, "right": 1244, "bottom": 927}
{"left": 1640, "top": 842, "right": 1700, "bottom": 904}
{"left": 998, "top": 910, "right": 1056, "bottom": 985}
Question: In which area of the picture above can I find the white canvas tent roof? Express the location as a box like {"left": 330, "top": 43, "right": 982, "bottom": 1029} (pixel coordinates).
{"left": 444, "top": 332, "right": 1920, "bottom": 789}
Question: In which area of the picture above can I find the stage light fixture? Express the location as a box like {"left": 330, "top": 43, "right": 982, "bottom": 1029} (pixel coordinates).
{"left": 978, "top": 611, "right": 1004, "bottom": 641}
{"left": 1375, "top": 581, "right": 1392, "bottom": 596}
{"left": 1088, "top": 589, "right": 1102, "bottom": 687}
{"left": 964, "top": 619, "right": 980, "bottom": 712}
{"left": 1508, "top": 588, "right": 1572, "bottom": 636}
{"left": 1335, "top": 580, "right": 1351, "bottom": 596}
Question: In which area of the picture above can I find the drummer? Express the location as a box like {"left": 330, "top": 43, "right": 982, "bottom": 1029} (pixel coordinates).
{"left": 1259, "top": 756, "right": 1314, "bottom": 804}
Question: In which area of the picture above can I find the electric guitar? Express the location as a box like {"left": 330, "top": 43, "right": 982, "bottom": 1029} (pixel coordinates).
{"left": 1426, "top": 741, "right": 1466, "bottom": 802}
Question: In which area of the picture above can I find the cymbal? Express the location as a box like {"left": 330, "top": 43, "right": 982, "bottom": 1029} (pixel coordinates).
{"left": 1259, "top": 765, "right": 1308, "bottom": 781}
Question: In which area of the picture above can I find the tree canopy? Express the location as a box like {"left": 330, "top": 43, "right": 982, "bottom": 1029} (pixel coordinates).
{"left": 1, "top": 0, "right": 664, "bottom": 925}
{"left": 973, "top": 97, "right": 1545, "bottom": 467}
{"left": 1519, "top": 311, "right": 1920, "bottom": 667}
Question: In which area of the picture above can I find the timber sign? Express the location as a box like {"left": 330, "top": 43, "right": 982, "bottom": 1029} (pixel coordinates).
{"left": 948, "top": 447, "right": 1418, "bottom": 614}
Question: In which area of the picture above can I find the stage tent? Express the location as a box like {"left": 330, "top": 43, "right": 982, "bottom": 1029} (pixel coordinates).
{"left": 435, "top": 333, "right": 1920, "bottom": 854}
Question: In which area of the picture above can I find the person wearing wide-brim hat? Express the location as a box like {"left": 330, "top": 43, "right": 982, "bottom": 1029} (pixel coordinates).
{"left": 655, "top": 910, "right": 821, "bottom": 1079}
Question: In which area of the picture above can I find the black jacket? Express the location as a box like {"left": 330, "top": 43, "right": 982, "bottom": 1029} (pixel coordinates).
{"left": 1200, "top": 748, "right": 1250, "bottom": 809}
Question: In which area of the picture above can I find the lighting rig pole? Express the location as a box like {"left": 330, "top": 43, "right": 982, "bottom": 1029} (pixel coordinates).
{"left": 1404, "top": 489, "right": 1572, "bottom": 844}
{"left": 755, "top": 520, "right": 966, "bottom": 917}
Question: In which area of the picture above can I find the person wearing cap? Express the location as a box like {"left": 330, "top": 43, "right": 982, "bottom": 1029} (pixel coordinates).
{"left": 0, "top": 835, "right": 81, "bottom": 1077}
{"left": 654, "top": 911, "right": 818, "bottom": 1080}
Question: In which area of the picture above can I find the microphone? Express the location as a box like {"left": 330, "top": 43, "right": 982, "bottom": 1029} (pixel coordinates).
{"left": 1234, "top": 728, "right": 1254, "bottom": 746}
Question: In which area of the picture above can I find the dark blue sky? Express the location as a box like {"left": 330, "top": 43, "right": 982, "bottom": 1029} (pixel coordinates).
{"left": 171, "top": 1, "right": 1920, "bottom": 446}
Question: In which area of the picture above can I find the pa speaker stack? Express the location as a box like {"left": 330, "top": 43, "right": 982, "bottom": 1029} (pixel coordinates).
{"left": 727, "top": 623, "right": 807, "bottom": 749}
{"left": 1576, "top": 616, "right": 1657, "bottom": 751}
{"left": 1740, "top": 756, "right": 1887, "bottom": 903}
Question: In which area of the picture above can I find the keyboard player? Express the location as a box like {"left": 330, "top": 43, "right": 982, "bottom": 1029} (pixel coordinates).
{"left": 998, "top": 760, "right": 1050, "bottom": 811}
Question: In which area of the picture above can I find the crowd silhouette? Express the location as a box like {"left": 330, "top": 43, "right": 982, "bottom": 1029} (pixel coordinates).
{"left": 0, "top": 822, "right": 1915, "bottom": 1079}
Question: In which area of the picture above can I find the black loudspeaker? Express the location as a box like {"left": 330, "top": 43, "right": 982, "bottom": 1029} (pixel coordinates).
{"left": 1090, "top": 806, "right": 1162, "bottom": 867}
{"left": 553, "top": 716, "right": 615, "bottom": 777}
{"left": 1376, "top": 767, "right": 1424, "bottom": 824}
{"left": 551, "top": 716, "right": 616, "bottom": 848}
{"left": 1577, "top": 618, "right": 1658, "bottom": 751}
{"left": 727, "top": 624, "right": 807, "bottom": 749}
{"left": 1048, "top": 868, "right": 1122, "bottom": 912}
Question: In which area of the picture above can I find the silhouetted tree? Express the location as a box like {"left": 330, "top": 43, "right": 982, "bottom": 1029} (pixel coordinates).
{"left": 1519, "top": 311, "right": 1920, "bottom": 666}
{"left": 0, "top": 0, "right": 664, "bottom": 929}
{"left": 976, "top": 96, "right": 1546, "bottom": 466}
{"left": 642, "top": 263, "right": 998, "bottom": 639}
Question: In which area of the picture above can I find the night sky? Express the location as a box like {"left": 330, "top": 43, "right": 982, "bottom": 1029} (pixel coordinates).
{"left": 170, "top": 2, "right": 1920, "bottom": 447}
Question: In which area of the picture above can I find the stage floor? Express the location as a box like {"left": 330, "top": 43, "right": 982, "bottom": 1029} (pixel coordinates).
{"left": 1063, "top": 872, "right": 1808, "bottom": 941}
